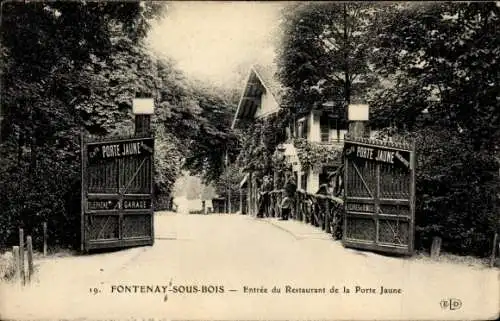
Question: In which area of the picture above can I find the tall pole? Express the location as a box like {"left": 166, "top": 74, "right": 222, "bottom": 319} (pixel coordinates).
{"left": 225, "top": 149, "right": 231, "bottom": 213}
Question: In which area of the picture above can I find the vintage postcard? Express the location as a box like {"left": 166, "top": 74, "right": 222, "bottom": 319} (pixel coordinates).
{"left": 0, "top": 1, "right": 499, "bottom": 320}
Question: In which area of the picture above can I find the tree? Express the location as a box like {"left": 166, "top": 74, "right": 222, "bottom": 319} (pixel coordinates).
{"left": 155, "top": 60, "right": 240, "bottom": 184}
{"left": 154, "top": 126, "right": 183, "bottom": 199}
{"left": 0, "top": 1, "right": 165, "bottom": 249}
{"left": 214, "top": 162, "right": 244, "bottom": 207}
{"left": 235, "top": 111, "right": 288, "bottom": 177}
{"left": 182, "top": 82, "right": 240, "bottom": 183}
{"left": 276, "top": 2, "right": 382, "bottom": 117}
{"left": 370, "top": 2, "right": 500, "bottom": 151}
{"left": 369, "top": 2, "right": 500, "bottom": 256}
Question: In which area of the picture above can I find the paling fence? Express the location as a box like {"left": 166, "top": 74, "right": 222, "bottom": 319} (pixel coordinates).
{"left": 264, "top": 189, "right": 344, "bottom": 240}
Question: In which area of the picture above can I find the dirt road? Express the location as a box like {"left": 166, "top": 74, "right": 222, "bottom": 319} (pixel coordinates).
{"left": 1, "top": 212, "right": 498, "bottom": 320}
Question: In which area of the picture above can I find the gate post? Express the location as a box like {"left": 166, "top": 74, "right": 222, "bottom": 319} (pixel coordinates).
{"left": 325, "top": 199, "right": 331, "bottom": 234}
{"left": 80, "top": 131, "right": 86, "bottom": 253}
{"left": 133, "top": 98, "right": 154, "bottom": 136}
{"left": 347, "top": 104, "right": 369, "bottom": 138}
{"left": 135, "top": 115, "right": 151, "bottom": 136}
{"left": 19, "top": 228, "right": 24, "bottom": 285}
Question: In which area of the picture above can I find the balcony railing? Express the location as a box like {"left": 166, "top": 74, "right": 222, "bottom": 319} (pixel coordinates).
{"left": 285, "top": 137, "right": 345, "bottom": 146}
{"left": 315, "top": 139, "right": 345, "bottom": 147}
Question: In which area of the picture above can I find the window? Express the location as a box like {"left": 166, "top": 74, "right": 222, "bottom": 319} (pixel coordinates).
{"left": 336, "top": 118, "right": 348, "bottom": 142}
{"left": 320, "top": 115, "right": 330, "bottom": 143}
{"left": 297, "top": 122, "right": 303, "bottom": 138}
{"left": 318, "top": 172, "right": 329, "bottom": 187}
{"left": 300, "top": 172, "right": 307, "bottom": 191}
{"left": 320, "top": 114, "right": 348, "bottom": 143}
{"left": 297, "top": 118, "right": 307, "bottom": 139}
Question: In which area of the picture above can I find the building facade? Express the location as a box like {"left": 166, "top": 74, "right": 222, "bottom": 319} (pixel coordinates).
{"left": 232, "top": 64, "right": 370, "bottom": 215}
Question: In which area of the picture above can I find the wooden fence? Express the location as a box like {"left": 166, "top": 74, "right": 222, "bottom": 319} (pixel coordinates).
{"left": 264, "top": 189, "right": 344, "bottom": 239}
{"left": 10, "top": 226, "right": 43, "bottom": 286}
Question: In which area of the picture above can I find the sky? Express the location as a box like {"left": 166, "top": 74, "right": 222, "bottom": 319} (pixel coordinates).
{"left": 146, "top": 1, "right": 284, "bottom": 89}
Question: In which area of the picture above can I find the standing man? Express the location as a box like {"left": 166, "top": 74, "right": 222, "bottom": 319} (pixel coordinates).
{"left": 330, "top": 165, "right": 344, "bottom": 197}
{"left": 280, "top": 172, "right": 297, "bottom": 220}
{"left": 257, "top": 175, "right": 273, "bottom": 218}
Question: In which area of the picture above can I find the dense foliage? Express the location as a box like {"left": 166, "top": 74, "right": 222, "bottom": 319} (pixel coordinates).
{"left": 153, "top": 125, "right": 183, "bottom": 208}
{"left": 180, "top": 84, "right": 240, "bottom": 184}
{"left": 0, "top": 2, "right": 238, "bottom": 250}
{"left": 235, "top": 111, "right": 289, "bottom": 179}
{"left": 375, "top": 127, "right": 499, "bottom": 256}
{"left": 276, "top": 2, "right": 382, "bottom": 117}
{"left": 0, "top": 1, "right": 165, "bottom": 250}
{"left": 414, "top": 128, "right": 498, "bottom": 255}
{"left": 369, "top": 2, "right": 500, "bottom": 151}
{"left": 213, "top": 162, "right": 244, "bottom": 208}
{"left": 368, "top": 3, "right": 500, "bottom": 256}
{"left": 155, "top": 60, "right": 239, "bottom": 185}
{"left": 276, "top": 2, "right": 499, "bottom": 257}
{"left": 293, "top": 138, "right": 343, "bottom": 172}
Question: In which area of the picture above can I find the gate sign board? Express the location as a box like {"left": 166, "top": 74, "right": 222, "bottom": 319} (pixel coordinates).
{"left": 81, "top": 135, "right": 155, "bottom": 252}
{"left": 343, "top": 137, "right": 416, "bottom": 255}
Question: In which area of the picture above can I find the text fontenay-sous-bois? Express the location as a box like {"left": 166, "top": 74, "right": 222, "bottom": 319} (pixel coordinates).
{"left": 109, "top": 284, "right": 225, "bottom": 294}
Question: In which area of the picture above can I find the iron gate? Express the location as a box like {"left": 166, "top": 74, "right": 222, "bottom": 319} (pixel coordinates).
{"left": 343, "top": 137, "right": 416, "bottom": 255}
{"left": 81, "top": 134, "right": 155, "bottom": 252}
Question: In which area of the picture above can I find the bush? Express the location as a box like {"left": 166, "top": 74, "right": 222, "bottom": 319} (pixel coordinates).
{"left": 0, "top": 142, "right": 81, "bottom": 251}
{"left": 411, "top": 128, "right": 499, "bottom": 256}
{"left": 0, "top": 252, "right": 15, "bottom": 281}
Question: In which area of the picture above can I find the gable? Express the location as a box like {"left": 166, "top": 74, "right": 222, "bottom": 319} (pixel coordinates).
{"left": 231, "top": 64, "right": 283, "bottom": 129}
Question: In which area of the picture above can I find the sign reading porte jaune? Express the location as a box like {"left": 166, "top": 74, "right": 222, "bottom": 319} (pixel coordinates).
{"left": 88, "top": 138, "right": 153, "bottom": 161}
{"left": 345, "top": 143, "right": 411, "bottom": 169}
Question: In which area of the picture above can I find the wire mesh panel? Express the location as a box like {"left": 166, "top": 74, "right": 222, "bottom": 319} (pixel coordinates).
{"left": 85, "top": 216, "right": 120, "bottom": 240}
{"left": 122, "top": 214, "right": 152, "bottom": 238}
{"left": 81, "top": 135, "right": 155, "bottom": 252}
{"left": 343, "top": 137, "right": 415, "bottom": 255}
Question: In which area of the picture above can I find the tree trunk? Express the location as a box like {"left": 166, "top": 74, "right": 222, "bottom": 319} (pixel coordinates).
{"left": 343, "top": 3, "right": 351, "bottom": 106}
{"left": 17, "top": 132, "right": 23, "bottom": 166}
{"left": 29, "top": 103, "right": 37, "bottom": 175}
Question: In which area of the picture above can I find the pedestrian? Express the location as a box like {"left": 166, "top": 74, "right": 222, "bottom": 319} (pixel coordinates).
{"left": 264, "top": 175, "right": 273, "bottom": 217}
{"left": 284, "top": 172, "right": 297, "bottom": 197}
{"left": 329, "top": 165, "right": 344, "bottom": 196}
{"left": 257, "top": 176, "right": 270, "bottom": 218}
{"left": 316, "top": 183, "right": 329, "bottom": 196}
{"left": 280, "top": 173, "right": 297, "bottom": 220}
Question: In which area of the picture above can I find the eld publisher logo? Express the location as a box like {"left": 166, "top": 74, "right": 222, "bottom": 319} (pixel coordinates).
{"left": 440, "top": 298, "right": 462, "bottom": 311}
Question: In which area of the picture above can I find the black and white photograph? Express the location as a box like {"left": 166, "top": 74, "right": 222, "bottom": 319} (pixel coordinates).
{"left": 0, "top": 1, "right": 499, "bottom": 320}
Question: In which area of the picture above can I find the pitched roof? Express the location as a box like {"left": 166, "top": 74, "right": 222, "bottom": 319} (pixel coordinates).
{"left": 231, "top": 64, "right": 284, "bottom": 129}
{"left": 252, "top": 64, "right": 284, "bottom": 104}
